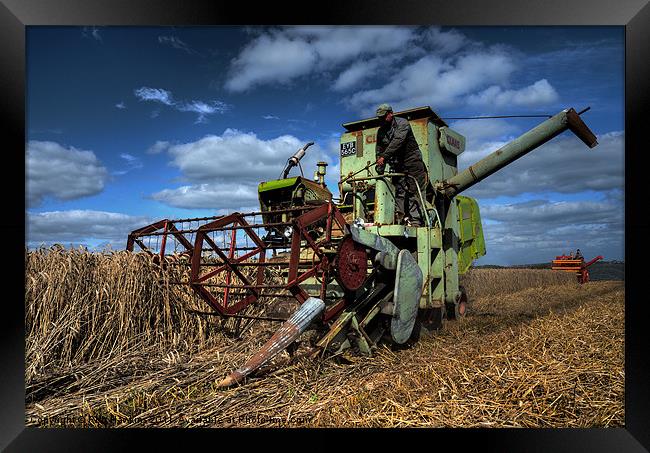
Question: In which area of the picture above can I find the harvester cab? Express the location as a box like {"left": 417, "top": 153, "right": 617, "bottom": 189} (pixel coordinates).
{"left": 127, "top": 105, "right": 599, "bottom": 386}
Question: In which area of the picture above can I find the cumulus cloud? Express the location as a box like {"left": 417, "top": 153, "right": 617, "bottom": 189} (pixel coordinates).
{"left": 459, "top": 131, "right": 624, "bottom": 198}
{"left": 224, "top": 26, "right": 563, "bottom": 117}
{"left": 476, "top": 198, "right": 624, "bottom": 265}
{"left": 151, "top": 183, "right": 259, "bottom": 210}
{"left": 150, "top": 129, "right": 333, "bottom": 209}
{"left": 422, "top": 27, "right": 469, "bottom": 54}
{"left": 115, "top": 101, "right": 126, "bottom": 109}
{"left": 284, "top": 26, "right": 416, "bottom": 64}
{"left": 225, "top": 34, "right": 318, "bottom": 92}
{"left": 26, "top": 210, "right": 152, "bottom": 249}
{"left": 224, "top": 26, "right": 416, "bottom": 92}
{"left": 466, "top": 79, "right": 559, "bottom": 108}
{"left": 331, "top": 55, "right": 402, "bottom": 92}
{"left": 347, "top": 52, "right": 515, "bottom": 115}
{"left": 164, "top": 129, "right": 330, "bottom": 183}
{"left": 26, "top": 141, "right": 109, "bottom": 207}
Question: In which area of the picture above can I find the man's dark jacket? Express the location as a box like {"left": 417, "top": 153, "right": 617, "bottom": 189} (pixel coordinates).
{"left": 375, "top": 116, "right": 427, "bottom": 174}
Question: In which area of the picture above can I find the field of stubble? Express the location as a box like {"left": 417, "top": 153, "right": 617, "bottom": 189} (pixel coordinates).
{"left": 25, "top": 248, "right": 624, "bottom": 427}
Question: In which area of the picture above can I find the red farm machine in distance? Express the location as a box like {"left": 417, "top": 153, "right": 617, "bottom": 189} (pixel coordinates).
{"left": 551, "top": 253, "right": 604, "bottom": 283}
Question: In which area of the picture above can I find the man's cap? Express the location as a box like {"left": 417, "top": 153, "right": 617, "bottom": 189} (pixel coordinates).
{"left": 376, "top": 103, "right": 393, "bottom": 117}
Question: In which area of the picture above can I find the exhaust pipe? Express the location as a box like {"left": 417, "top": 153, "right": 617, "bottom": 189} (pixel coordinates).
{"left": 217, "top": 297, "right": 325, "bottom": 388}
{"left": 281, "top": 142, "right": 315, "bottom": 179}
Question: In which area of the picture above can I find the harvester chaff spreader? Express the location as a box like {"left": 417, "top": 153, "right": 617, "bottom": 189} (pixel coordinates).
{"left": 127, "top": 106, "right": 598, "bottom": 385}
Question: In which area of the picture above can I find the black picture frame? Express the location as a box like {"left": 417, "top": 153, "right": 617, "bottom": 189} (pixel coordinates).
{"left": 4, "top": 0, "right": 648, "bottom": 450}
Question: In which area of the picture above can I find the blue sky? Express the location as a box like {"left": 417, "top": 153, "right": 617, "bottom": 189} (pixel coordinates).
{"left": 26, "top": 26, "right": 624, "bottom": 265}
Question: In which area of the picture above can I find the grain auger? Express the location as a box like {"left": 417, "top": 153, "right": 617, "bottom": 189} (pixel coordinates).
{"left": 127, "top": 106, "right": 598, "bottom": 386}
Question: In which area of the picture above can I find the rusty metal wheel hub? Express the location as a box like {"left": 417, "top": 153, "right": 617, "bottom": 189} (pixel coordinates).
{"left": 335, "top": 235, "right": 368, "bottom": 291}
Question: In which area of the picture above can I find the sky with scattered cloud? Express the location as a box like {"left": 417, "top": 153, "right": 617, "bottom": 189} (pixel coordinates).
{"left": 26, "top": 26, "right": 623, "bottom": 264}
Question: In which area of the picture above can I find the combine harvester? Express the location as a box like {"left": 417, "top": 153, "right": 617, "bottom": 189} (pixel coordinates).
{"left": 552, "top": 253, "right": 604, "bottom": 283}
{"left": 127, "top": 106, "right": 598, "bottom": 385}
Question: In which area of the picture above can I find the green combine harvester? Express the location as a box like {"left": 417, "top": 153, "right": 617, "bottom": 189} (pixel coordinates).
{"left": 127, "top": 105, "right": 598, "bottom": 385}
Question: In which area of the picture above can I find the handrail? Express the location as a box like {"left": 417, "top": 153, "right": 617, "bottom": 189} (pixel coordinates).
{"left": 344, "top": 172, "right": 438, "bottom": 228}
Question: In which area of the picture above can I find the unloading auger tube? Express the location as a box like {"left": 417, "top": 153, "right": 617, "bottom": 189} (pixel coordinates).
{"left": 126, "top": 105, "right": 599, "bottom": 387}
{"left": 437, "top": 108, "right": 597, "bottom": 197}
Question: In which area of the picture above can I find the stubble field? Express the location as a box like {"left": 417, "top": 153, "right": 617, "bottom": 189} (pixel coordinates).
{"left": 25, "top": 248, "right": 624, "bottom": 428}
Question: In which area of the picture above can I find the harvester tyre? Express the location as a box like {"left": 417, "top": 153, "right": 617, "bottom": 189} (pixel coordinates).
{"left": 419, "top": 306, "right": 444, "bottom": 332}
{"left": 446, "top": 286, "right": 469, "bottom": 321}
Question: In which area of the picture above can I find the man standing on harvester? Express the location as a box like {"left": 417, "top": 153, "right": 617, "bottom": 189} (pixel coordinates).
{"left": 374, "top": 103, "right": 432, "bottom": 227}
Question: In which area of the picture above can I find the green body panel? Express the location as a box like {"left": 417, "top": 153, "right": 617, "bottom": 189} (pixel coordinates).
{"left": 455, "top": 195, "right": 486, "bottom": 274}
{"left": 258, "top": 177, "right": 299, "bottom": 193}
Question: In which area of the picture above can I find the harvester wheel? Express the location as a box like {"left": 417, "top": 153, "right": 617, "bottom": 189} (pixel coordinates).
{"left": 419, "top": 307, "right": 444, "bottom": 332}
{"left": 446, "top": 286, "right": 469, "bottom": 321}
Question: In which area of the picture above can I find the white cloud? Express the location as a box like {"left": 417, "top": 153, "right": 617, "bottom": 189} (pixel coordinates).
{"left": 115, "top": 101, "right": 126, "bottom": 109}
{"left": 158, "top": 35, "right": 199, "bottom": 55}
{"left": 332, "top": 56, "right": 401, "bottom": 92}
{"left": 147, "top": 140, "right": 171, "bottom": 154}
{"left": 224, "top": 26, "right": 562, "bottom": 117}
{"left": 347, "top": 52, "right": 516, "bottom": 115}
{"left": 164, "top": 129, "right": 330, "bottom": 183}
{"left": 263, "top": 115, "right": 280, "bottom": 120}
{"left": 26, "top": 210, "right": 152, "bottom": 249}
{"left": 151, "top": 183, "right": 259, "bottom": 210}
{"left": 26, "top": 141, "right": 109, "bottom": 207}
{"left": 224, "top": 26, "right": 416, "bottom": 92}
{"left": 466, "top": 79, "right": 559, "bottom": 108}
{"left": 134, "top": 87, "right": 174, "bottom": 105}
{"left": 134, "top": 86, "right": 229, "bottom": 123}
{"left": 284, "top": 26, "right": 416, "bottom": 64}
{"left": 225, "top": 33, "right": 318, "bottom": 92}
{"left": 113, "top": 153, "right": 143, "bottom": 175}
{"left": 151, "top": 129, "right": 334, "bottom": 209}
{"left": 422, "top": 27, "right": 469, "bottom": 54}
{"left": 176, "top": 100, "right": 229, "bottom": 123}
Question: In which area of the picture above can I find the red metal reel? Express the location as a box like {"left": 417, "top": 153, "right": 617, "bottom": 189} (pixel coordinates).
{"left": 335, "top": 235, "right": 369, "bottom": 292}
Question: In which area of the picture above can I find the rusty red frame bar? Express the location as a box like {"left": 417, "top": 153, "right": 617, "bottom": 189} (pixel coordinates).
{"left": 127, "top": 203, "right": 350, "bottom": 319}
